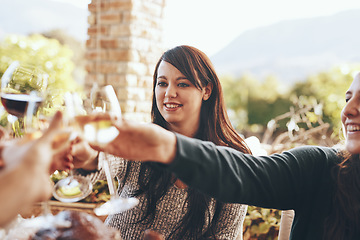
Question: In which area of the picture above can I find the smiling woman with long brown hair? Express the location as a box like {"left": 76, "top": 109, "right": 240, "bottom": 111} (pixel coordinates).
{"left": 104, "top": 45, "right": 251, "bottom": 239}
{"left": 71, "top": 45, "right": 251, "bottom": 239}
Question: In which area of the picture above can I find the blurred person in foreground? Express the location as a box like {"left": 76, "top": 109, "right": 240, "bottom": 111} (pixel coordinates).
{"left": 85, "top": 72, "right": 360, "bottom": 240}
{"left": 71, "top": 45, "right": 251, "bottom": 239}
{"left": 0, "top": 111, "right": 72, "bottom": 227}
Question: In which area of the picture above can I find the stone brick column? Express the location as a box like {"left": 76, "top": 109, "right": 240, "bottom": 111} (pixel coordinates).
{"left": 86, "top": 0, "right": 167, "bottom": 122}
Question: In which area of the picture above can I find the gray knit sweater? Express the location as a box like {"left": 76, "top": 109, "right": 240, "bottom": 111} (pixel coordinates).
{"left": 89, "top": 153, "right": 247, "bottom": 240}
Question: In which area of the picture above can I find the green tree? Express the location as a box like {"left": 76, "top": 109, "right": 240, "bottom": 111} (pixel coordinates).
{"left": 221, "top": 65, "right": 359, "bottom": 138}
{"left": 247, "top": 75, "right": 292, "bottom": 128}
{"left": 221, "top": 73, "right": 257, "bottom": 129}
{"left": 221, "top": 74, "right": 292, "bottom": 133}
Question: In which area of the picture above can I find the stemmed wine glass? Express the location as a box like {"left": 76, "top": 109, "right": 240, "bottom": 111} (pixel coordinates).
{"left": 0, "top": 61, "right": 48, "bottom": 135}
{"left": 0, "top": 61, "right": 57, "bottom": 216}
{"left": 52, "top": 92, "right": 93, "bottom": 203}
{"left": 78, "top": 84, "right": 139, "bottom": 216}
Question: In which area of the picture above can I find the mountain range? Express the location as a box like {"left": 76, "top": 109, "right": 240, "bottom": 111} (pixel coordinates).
{"left": 1, "top": 1, "right": 359, "bottom": 85}
{"left": 210, "top": 9, "right": 360, "bottom": 84}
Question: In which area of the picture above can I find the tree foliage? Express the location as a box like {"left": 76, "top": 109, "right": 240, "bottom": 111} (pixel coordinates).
{"left": 221, "top": 65, "right": 360, "bottom": 139}
{"left": 221, "top": 73, "right": 293, "bottom": 133}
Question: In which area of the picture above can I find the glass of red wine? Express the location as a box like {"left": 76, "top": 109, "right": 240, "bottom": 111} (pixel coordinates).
{"left": 0, "top": 61, "right": 48, "bottom": 134}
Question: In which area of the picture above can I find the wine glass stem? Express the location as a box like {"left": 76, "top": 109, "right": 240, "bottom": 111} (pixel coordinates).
{"left": 42, "top": 200, "right": 51, "bottom": 216}
{"left": 103, "top": 153, "right": 116, "bottom": 196}
{"left": 6, "top": 114, "right": 17, "bottom": 137}
{"left": 67, "top": 169, "right": 75, "bottom": 179}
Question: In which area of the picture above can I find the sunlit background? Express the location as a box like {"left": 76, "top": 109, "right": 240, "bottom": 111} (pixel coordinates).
{"left": 3, "top": 0, "right": 360, "bottom": 55}
{"left": 1, "top": 0, "right": 359, "bottom": 135}
{"left": 1, "top": 0, "right": 360, "bottom": 238}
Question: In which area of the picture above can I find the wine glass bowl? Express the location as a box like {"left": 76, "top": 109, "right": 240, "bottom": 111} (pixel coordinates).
{"left": 1, "top": 61, "right": 48, "bottom": 92}
{"left": 1, "top": 61, "right": 48, "bottom": 116}
{"left": 0, "top": 61, "right": 48, "bottom": 134}
{"left": 77, "top": 84, "right": 121, "bottom": 147}
{"left": 75, "top": 115, "right": 120, "bottom": 147}
{"left": 0, "top": 92, "right": 43, "bottom": 118}
{"left": 90, "top": 84, "right": 122, "bottom": 116}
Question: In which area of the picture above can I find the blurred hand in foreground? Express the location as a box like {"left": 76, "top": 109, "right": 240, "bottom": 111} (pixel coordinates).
{"left": 0, "top": 111, "right": 71, "bottom": 226}
{"left": 69, "top": 135, "right": 99, "bottom": 171}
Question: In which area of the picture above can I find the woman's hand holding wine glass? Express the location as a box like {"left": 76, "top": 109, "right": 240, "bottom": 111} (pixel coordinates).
{"left": 0, "top": 111, "right": 74, "bottom": 226}
{"left": 75, "top": 84, "right": 139, "bottom": 216}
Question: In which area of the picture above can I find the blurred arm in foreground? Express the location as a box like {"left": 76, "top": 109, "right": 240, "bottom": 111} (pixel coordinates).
{"left": 0, "top": 111, "right": 72, "bottom": 227}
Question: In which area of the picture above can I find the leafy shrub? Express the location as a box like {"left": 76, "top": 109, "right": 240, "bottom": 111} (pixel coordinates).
{"left": 243, "top": 206, "right": 281, "bottom": 240}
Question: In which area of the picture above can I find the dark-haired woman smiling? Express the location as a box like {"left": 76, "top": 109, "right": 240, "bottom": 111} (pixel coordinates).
{"left": 93, "top": 72, "right": 360, "bottom": 240}
{"left": 72, "top": 45, "right": 251, "bottom": 239}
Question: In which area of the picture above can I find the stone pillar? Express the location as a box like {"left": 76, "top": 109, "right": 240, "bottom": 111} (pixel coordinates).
{"left": 86, "top": 0, "right": 166, "bottom": 122}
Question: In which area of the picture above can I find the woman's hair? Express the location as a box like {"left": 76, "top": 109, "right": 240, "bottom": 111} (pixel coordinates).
{"left": 324, "top": 151, "right": 360, "bottom": 239}
{"left": 126, "top": 45, "right": 251, "bottom": 239}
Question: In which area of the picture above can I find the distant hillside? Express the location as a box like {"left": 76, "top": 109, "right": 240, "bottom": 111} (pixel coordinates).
{"left": 211, "top": 9, "right": 360, "bottom": 84}
{"left": 0, "top": 0, "right": 88, "bottom": 41}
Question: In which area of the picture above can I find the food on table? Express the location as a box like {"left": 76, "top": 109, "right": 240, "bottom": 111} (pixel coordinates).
{"left": 58, "top": 185, "right": 82, "bottom": 197}
{"left": 5, "top": 210, "right": 122, "bottom": 240}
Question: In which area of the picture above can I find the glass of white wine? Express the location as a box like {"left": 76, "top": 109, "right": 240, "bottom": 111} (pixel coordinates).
{"left": 52, "top": 92, "right": 93, "bottom": 203}
{"left": 77, "top": 84, "right": 139, "bottom": 216}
